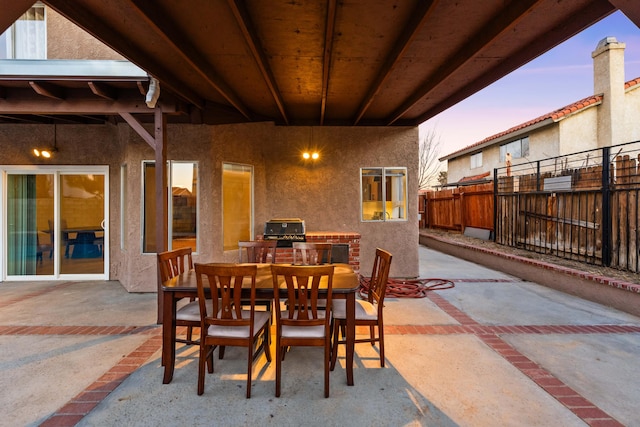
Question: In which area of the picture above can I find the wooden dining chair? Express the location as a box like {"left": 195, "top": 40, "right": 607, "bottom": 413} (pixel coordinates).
{"left": 238, "top": 240, "right": 277, "bottom": 312}
{"left": 158, "top": 247, "right": 205, "bottom": 347}
{"left": 195, "top": 263, "right": 272, "bottom": 398}
{"left": 292, "top": 242, "right": 332, "bottom": 265}
{"left": 238, "top": 240, "right": 277, "bottom": 263}
{"left": 330, "top": 248, "right": 392, "bottom": 370}
{"left": 271, "top": 264, "right": 335, "bottom": 397}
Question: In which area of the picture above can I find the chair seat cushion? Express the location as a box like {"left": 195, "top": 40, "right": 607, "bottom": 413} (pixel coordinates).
{"left": 281, "top": 324, "right": 327, "bottom": 339}
{"left": 332, "top": 299, "right": 378, "bottom": 321}
{"left": 176, "top": 299, "right": 214, "bottom": 322}
{"left": 280, "top": 310, "right": 327, "bottom": 338}
{"left": 206, "top": 311, "right": 271, "bottom": 339}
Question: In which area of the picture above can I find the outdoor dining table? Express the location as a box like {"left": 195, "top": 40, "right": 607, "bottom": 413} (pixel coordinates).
{"left": 161, "top": 262, "right": 360, "bottom": 386}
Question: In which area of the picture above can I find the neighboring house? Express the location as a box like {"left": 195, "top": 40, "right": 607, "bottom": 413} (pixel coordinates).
{"left": 440, "top": 37, "right": 640, "bottom": 185}
{"left": 0, "top": 5, "right": 419, "bottom": 290}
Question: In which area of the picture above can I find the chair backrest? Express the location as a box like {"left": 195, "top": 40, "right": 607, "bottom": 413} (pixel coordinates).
{"left": 368, "top": 248, "right": 393, "bottom": 307}
{"left": 292, "top": 242, "right": 332, "bottom": 265}
{"left": 194, "top": 263, "right": 257, "bottom": 329}
{"left": 271, "top": 264, "right": 334, "bottom": 326}
{"left": 238, "top": 240, "right": 277, "bottom": 263}
{"left": 157, "top": 247, "right": 194, "bottom": 282}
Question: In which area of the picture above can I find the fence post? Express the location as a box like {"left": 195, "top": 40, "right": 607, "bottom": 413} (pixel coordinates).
{"left": 493, "top": 169, "right": 498, "bottom": 242}
{"left": 601, "top": 146, "right": 612, "bottom": 267}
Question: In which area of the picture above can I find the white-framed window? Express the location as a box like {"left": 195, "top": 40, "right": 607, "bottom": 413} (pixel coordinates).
{"left": 500, "top": 136, "right": 529, "bottom": 162}
{"left": 360, "top": 167, "right": 407, "bottom": 221}
{"left": 142, "top": 161, "right": 198, "bottom": 253}
{"left": 0, "top": 3, "right": 46, "bottom": 59}
{"left": 470, "top": 152, "right": 483, "bottom": 169}
{"left": 222, "top": 163, "right": 253, "bottom": 251}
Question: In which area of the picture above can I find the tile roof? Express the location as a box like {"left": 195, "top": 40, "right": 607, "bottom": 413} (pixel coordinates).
{"left": 442, "top": 77, "right": 640, "bottom": 160}
{"left": 458, "top": 171, "right": 491, "bottom": 183}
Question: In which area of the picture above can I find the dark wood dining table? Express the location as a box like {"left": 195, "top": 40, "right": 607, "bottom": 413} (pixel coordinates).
{"left": 161, "top": 262, "right": 360, "bottom": 386}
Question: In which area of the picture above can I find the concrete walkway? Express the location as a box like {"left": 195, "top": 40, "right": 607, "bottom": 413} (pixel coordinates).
{"left": 1, "top": 246, "right": 639, "bottom": 426}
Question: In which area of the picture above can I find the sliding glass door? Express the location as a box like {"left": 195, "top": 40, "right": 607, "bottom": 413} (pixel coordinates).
{"left": 3, "top": 166, "right": 108, "bottom": 280}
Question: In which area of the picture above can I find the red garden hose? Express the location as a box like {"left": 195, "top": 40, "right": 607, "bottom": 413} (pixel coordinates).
{"left": 358, "top": 276, "right": 454, "bottom": 299}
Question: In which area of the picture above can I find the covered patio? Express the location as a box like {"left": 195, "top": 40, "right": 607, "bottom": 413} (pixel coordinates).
{"left": 2, "top": 245, "right": 639, "bottom": 426}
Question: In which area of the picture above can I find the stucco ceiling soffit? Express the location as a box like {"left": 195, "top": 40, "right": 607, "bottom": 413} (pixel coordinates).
{"left": 227, "top": 0, "right": 289, "bottom": 124}
{"left": 386, "top": 0, "right": 541, "bottom": 126}
{"left": 353, "top": 0, "right": 437, "bottom": 125}
{"left": 43, "top": 0, "right": 205, "bottom": 110}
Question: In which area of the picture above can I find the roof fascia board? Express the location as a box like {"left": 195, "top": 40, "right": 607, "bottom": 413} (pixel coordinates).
{"left": 439, "top": 118, "right": 554, "bottom": 161}
{"left": 0, "top": 60, "right": 148, "bottom": 80}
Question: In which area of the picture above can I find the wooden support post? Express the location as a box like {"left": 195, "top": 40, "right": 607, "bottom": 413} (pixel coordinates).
{"left": 155, "top": 107, "right": 168, "bottom": 324}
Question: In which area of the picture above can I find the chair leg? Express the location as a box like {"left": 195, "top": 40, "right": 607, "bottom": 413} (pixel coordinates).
{"left": 324, "top": 336, "right": 330, "bottom": 398}
{"left": 275, "top": 339, "right": 282, "bottom": 397}
{"left": 219, "top": 345, "right": 226, "bottom": 359}
{"left": 370, "top": 325, "right": 375, "bottom": 345}
{"left": 198, "top": 344, "right": 207, "bottom": 395}
{"left": 330, "top": 319, "right": 340, "bottom": 371}
{"left": 379, "top": 323, "right": 385, "bottom": 368}
{"left": 246, "top": 342, "right": 253, "bottom": 398}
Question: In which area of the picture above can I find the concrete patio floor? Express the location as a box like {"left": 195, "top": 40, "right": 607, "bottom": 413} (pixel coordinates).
{"left": 1, "top": 245, "right": 639, "bottom": 426}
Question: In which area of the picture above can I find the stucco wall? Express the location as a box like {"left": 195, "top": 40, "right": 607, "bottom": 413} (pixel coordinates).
{"left": 623, "top": 87, "right": 640, "bottom": 142}
{"left": 0, "top": 121, "right": 418, "bottom": 291}
{"left": 558, "top": 108, "right": 598, "bottom": 156}
{"left": 117, "top": 122, "right": 419, "bottom": 291}
{"left": 46, "top": 9, "right": 125, "bottom": 60}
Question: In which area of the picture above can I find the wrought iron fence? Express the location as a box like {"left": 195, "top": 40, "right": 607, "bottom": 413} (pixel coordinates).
{"left": 494, "top": 140, "right": 640, "bottom": 272}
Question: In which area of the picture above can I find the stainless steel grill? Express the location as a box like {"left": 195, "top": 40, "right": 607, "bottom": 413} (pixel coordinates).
{"left": 263, "top": 218, "right": 306, "bottom": 247}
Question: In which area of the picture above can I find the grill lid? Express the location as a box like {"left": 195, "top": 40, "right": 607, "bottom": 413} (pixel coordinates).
{"left": 264, "top": 218, "right": 305, "bottom": 236}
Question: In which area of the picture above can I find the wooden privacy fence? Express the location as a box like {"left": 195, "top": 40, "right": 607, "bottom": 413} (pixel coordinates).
{"left": 421, "top": 141, "right": 640, "bottom": 273}
{"left": 420, "top": 183, "right": 493, "bottom": 232}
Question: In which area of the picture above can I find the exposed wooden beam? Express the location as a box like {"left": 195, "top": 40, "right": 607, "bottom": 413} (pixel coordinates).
{"left": 608, "top": 0, "right": 640, "bottom": 28}
{"left": 0, "top": 96, "right": 178, "bottom": 114}
{"left": 88, "top": 81, "right": 117, "bottom": 100}
{"left": 129, "top": 0, "right": 252, "bottom": 120}
{"left": 45, "top": 0, "right": 205, "bottom": 109}
{"left": 386, "top": 0, "right": 542, "bottom": 125}
{"left": 227, "top": 0, "right": 288, "bottom": 124}
{"left": 29, "top": 81, "right": 65, "bottom": 100}
{"left": 0, "top": 0, "right": 35, "bottom": 34}
{"left": 0, "top": 86, "right": 6, "bottom": 99}
{"left": 411, "top": 0, "right": 616, "bottom": 125}
{"left": 0, "top": 114, "right": 47, "bottom": 123}
{"left": 119, "top": 112, "right": 156, "bottom": 149}
{"left": 320, "top": 0, "right": 338, "bottom": 126}
{"left": 353, "top": 0, "right": 437, "bottom": 125}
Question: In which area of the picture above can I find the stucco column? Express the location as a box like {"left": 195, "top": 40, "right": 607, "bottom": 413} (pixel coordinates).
{"left": 592, "top": 37, "right": 626, "bottom": 148}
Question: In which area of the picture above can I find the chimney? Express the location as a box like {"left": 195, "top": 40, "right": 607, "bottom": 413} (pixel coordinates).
{"left": 592, "top": 36, "right": 625, "bottom": 148}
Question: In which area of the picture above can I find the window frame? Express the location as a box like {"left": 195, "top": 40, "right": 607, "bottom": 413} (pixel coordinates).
{"left": 499, "top": 136, "right": 530, "bottom": 163}
{"left": 141, "top": 160, "right": 199, "bottom": 254}
{"left": 0, "top": 3, "right": 46, "bottom": 59}
{"left": 470, "top": 152, "right": 483, "bottom": 169}
{"left": 360, "top": 167, "right": 408, "bottom": 222}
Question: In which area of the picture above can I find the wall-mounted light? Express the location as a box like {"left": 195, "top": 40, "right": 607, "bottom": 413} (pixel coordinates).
{"left": 302, "top": 151, "right": 319, "bottom": 160}
{"left": 33, "top": 125, "right": 59, "bottom": 158}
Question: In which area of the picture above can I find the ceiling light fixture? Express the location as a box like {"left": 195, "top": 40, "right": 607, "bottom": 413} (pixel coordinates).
{"left": 33, "top": 125, "right": 59, "bottom": 158}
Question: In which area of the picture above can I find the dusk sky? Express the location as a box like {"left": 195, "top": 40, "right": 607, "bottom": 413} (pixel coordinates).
{"left": 421, "top": 10, "right": 640, "bottom": 160}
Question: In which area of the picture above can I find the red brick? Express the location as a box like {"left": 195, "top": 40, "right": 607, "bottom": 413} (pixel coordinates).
{"left": 39, "top": 414, "right": 85, "bottom": 427}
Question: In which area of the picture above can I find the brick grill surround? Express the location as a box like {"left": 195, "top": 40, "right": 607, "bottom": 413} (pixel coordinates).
{"left": 258, "top": 231, "right": 360, "bottom": 274}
